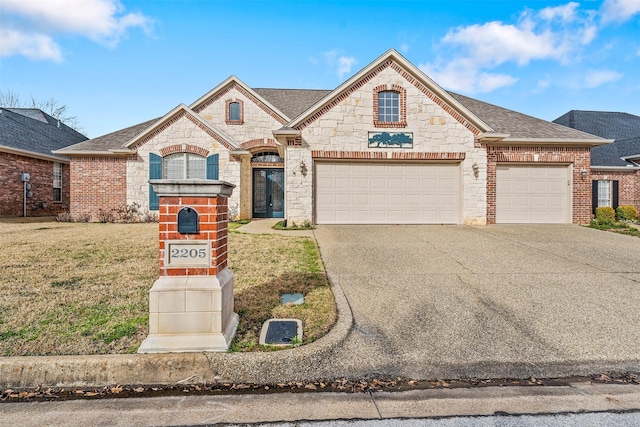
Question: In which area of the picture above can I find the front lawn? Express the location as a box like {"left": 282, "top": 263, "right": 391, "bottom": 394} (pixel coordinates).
{"left": 0, "top": 220, "right": 336, "bottom": 356}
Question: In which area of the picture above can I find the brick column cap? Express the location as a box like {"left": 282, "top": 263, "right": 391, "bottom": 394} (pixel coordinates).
{"left": 149, "top": 179, "right": 235, "bottom": 197}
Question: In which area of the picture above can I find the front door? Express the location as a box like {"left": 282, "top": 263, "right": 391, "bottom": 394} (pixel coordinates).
{"left": 252, "top": 168, "right": 284, "bottom": 218}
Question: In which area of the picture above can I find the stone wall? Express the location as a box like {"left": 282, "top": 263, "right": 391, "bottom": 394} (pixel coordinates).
{"left": 196, "top": 86, "right": 286, "bottom": 143}
{"left": 128, "top": 115, "right": 241, "bottom": 212}
{"left": 0, "top": 152, "right": 70, "bottom": 217}
{"left": 290, "top": 65, "right": 485, "bottom": 224}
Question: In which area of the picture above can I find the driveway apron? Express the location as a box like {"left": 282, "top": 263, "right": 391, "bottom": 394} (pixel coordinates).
{"left": 313, "top": 224, "right": 640, "bottom": 380}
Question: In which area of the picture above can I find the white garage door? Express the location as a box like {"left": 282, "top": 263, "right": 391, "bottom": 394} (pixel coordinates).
{"left": 496, "top": 165, "right": 570, "bottom": 223}
{"left": 315, "top": 162, "right": 461, "bottom": 224}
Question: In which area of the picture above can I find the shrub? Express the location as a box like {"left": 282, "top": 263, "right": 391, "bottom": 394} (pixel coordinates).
{"left": 595, "top": 206, "right": 616, "bottom": 225}
{"left": 616, "top": 205, "right": 638, "bottom": 221}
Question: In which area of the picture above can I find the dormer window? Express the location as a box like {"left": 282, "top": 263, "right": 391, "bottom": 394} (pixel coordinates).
{"left": 226, "top": 99, "right": 244, "bottom": 124}
{"left": 373, "top": 85, "right": 407, "bottom": 128}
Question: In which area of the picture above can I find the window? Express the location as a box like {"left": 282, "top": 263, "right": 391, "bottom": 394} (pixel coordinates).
{"left": 229, "top": 102, "right": 241, "bottom": 121}
{"left": 373, "top": 85, "right": 406, "bottom": 127}
{"left": 53, "top": 162, "right": 62, "bottom": 202}
{"left": 251, "top": 151, "right": 283, "bottom": 163}
{"left": 163, "top": 153, "right": 206, "bottom": 179}
{"left": 225, "top": 99, "right": 243, "bottom": 124}
{"left": 378, "top": 91, "right": 399, "bottom": 122}
{"left": 592, "top": 179, "right": 619, "bottom": 213}
{"left": 597, "top": 180, "right": 611, "bottom": 207}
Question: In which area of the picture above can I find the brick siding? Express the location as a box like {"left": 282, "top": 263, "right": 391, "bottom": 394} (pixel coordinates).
{"left": 0, "top": 152, "right": 69, "bottom": 216}
{"left": 69, "top": 157, "right": 127, "bottom": 220}
{"left": 486, "top": 145, "right": 592, "bottom": 224}
{"left": 592, "top": 169, "right": 640, "bottom": 211}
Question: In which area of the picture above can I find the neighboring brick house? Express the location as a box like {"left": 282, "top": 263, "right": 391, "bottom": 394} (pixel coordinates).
{"left": 57, "top": 50, "right": 608, "bottom": 225}
{"left": 553, "top": 111, "right": 640, "bottom": 213}
{"left": 0, "top": 108, "right": 88, "bottom": 217}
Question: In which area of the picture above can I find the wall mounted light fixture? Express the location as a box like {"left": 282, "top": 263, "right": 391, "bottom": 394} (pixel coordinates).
{"left": 580, "top": 169, "right": 587, "bottom": 180}
{"left": 472, "top": 162, "right": 479, "bottom": 179}
{"left": 300, "top": 160, "right": 308, "bottom": 177}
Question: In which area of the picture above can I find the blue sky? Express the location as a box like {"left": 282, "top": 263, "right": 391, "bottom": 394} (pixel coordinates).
{"left": 1, "top": 0, "right": 639, "bottom": 138}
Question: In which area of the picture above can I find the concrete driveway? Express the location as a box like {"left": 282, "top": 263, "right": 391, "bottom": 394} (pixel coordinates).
{"left": 314, "top": 224, "right": 640, "bottom": 380}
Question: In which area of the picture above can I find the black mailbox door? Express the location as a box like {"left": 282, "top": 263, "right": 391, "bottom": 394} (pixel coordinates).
{"left": 178, "top": 207, "right": 199, "bottom": 234}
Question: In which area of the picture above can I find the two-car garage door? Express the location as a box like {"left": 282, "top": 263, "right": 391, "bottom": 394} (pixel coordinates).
{"left": 315, "top": 162, "right": 460, "bottom": 224}
{"left": 496, "top": 165, "right": 570, "bottom": 223}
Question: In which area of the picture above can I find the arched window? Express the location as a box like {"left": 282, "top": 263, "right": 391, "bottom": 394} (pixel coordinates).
{"left": 229, "top": 102, "right": 241, "bottom": 121}
{"left": 373, "top": 85, "right": 407, "bottom": 128}
{"left": 226, "top": 99, "right": 244, "bottom": 124}
{"left": 251, "top": 151, "right": 283, "bottom": 163}
{"left": 163, "top": 153, "right": 206, "bottom": 179}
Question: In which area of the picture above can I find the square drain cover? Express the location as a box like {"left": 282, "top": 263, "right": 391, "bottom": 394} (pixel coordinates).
{"left": 280, "top": 293, "right": 304, "bottom": 305}
{"left": 259, "top": 319, "right": 303, "bottom": 345}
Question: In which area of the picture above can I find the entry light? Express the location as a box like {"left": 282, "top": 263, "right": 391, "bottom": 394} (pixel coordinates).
{"left": 300, "top": 160, "right": 308, "bottom": 177}
{"left": 472, "top": 162, "right": 479, "bottom": 179}
{"left": 580, "top": 169, "right": 588, "bottom": 180}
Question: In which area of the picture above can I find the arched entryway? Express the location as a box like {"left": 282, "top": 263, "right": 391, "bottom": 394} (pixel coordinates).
{"left": 251, "top": 151, "right": 284, "bottom": 218}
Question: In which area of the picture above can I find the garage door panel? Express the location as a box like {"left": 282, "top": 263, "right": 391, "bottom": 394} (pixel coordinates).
{"left": 316, "top": 162, "right": 460, "bottom": 224}
{"left": 496, "top": 165, "right": 569, "bottom": 224}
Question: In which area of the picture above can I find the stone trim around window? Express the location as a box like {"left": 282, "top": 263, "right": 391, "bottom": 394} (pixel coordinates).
{"left": 373, "top": 84, "right": 407, "bottom": 128}
{"left": 225, "top": 99, "right": 244, "bottom": 124}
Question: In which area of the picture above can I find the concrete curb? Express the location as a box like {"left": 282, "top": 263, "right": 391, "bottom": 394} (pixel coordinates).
{"left": 0, "top": 247, "right": 354, "bottom": 388}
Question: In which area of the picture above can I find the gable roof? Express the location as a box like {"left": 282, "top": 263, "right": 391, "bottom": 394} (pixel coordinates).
{"left": 253, "top": 88, "right": 332, "bottom": 121}
{"left": 590, "top": 137, "right": 640, "bottom": 167}
{"left": 124, "top": 104, "right": 241, "bottom": 152}
{"left": 448, "top": 93, "right": 605, "bottom": 142}
{"left": 553, "top": 110, "right": 640, "bottom": 168}
{"left": 553, "top": 110, "right": 640, "bottom": 141}
{"left": 55, "top": 118, "right": 159, "bottom": 155}
{"left": 284, "top": 49, "right": 491, "bottom": 135}
{"left": 0, "top": 108, "right": 88, "bottom": 161}
{"left": 190, "top": 76, "right": 290, "bottom": 124}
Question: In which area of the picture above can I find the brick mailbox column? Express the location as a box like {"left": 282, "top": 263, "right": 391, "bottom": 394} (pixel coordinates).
{"left": 138, "top": 179, "right": 238, "bottom": 353}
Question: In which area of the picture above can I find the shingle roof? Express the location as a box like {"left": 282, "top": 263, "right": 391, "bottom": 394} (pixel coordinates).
{"left": 553, "top": 110, "right": 640, "bottom": 141}
{"left": 447, "top": 93, "right": 602, "bottom": 140}
{"left": 552, "top": 110, "right": 640, "bottom": 167}
{"left": 0, "top": 108, "right": 88, "bottom": 159}
{"left": 253, "top": 88, "right": 332, "bottom": 120}
{"left": 56, "top": 118, "right": 158, "bottom": 153}
{"left": 62, "top": 85, "right": 609, "bottom": 155}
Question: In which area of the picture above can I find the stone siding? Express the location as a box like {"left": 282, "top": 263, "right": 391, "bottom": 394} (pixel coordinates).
{"left": 128, "top": 115, "right": 241, "bottom": 211}
{"left": 291, "top": 65, "right": 486, "bottom": 224}
{"left": 196, "top": 87, "right": 285, "bottom": 144}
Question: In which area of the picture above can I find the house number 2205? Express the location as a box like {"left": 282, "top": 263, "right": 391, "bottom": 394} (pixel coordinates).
{"left": 166, "top": 243, "right": 209, "bottom": 267}
{"left": 170, "top": 248, "right": 206, "bottom": 258}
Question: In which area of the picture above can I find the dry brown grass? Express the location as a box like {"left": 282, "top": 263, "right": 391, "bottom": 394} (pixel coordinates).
{"left": 0, "top": 220, "right": 335, "bottom": 355}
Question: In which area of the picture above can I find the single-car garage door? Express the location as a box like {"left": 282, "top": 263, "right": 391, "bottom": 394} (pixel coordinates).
{"left": 315, "top": 162, "right": 461, "bottom": 224}
{"left": 496, "top": 165, "right": 570, "bottom": 223}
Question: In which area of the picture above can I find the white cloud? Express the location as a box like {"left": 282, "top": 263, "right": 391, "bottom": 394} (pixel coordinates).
{"left": 312, "top": 49, "right": 357, "bottom": 80}
{"left": 0, "top": 28, "right": 62, "bottom": 61}
{"left": 539, "top": 2, "right": 580, "bottom": 22}
{"left": 400, "top": 43, "right": 410, "bottom": 53}
{"left": 419, "top": 2, "right": 599, "bottom": 93}
{"left": 582, "top": 69, "right": 623, "bottom": 88}
{"left": 420, "top": 58, "right": 517, "bottom": 93}
{"left": 337, "top": 56, "right": 357, "bottom": 80}
{"left": 0, "top": 0, "right": 152, "bottom": 60}
{"left": 600, "top": 0, "right": 640, "bottom": 23}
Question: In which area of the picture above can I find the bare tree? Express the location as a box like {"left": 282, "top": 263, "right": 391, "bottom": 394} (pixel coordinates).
{"left": 0, "top": 89, "right": 82, "bottom": 132}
